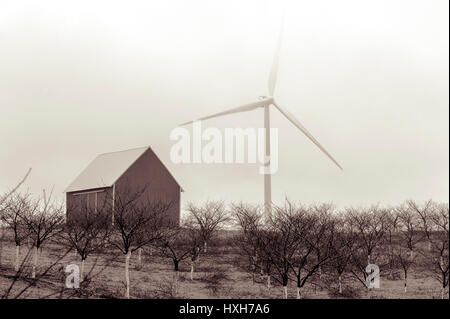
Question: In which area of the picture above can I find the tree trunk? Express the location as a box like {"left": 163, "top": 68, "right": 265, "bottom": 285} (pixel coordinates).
{"left": 283, "top": 286, "right": 288, "bottom": 299}
{"left": 267, "top": 275, "right": 271, "bottom": 290}
{"left": 409, "top": 250, "right": 414, "bottom": 261}
{"left": 14, "top": 244, "right": 20, "bottom": 272}
{"left": 251, "top": 260, "right": 256, "bottom": 284}
{"left": 124, "top": 251, "right": 131, "bottom": 298}
{"left": 338, "top": 274, "right": 343, "bottom": 294}
{"left": 32, "top": 246, "right": 38, "bottom": 279}
{"left": 296, "top": 286, "right": 301, "bottom": 299}
{"left": 173, "top": 270, "right": 179, "bottom": 297}
{"left": 173, "top": 260, "right": 179, "bottom": 297}
{"left": 80, "top": 258, "right": 85, "bottom": 282}
{"left": 203, "top": 241, "right": 207, "bottom": 253}
{"left": 367, "top": 253, "right": 371, "bottom": 266}
{"left": 137, "top": 248, "right": 142, "bottom": 269}
{"left": 403, "top": 268, "right": 408, "bottom": 293}
{"left": 388, "top": 244, "right": 393, "bottom": 279}
{"left": 282, "top": 274, "right": 289, "bottom": 299}
{"left": 190, "top": 262, "right": 194, "bottom": 281}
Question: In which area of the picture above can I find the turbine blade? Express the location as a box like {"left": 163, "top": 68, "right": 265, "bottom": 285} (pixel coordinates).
{"left": 179, "top": 98, "right": 271, "bottom": 126}
{"left": 268, "top": 14, "right": 285, "bottom": 96}
{"left": 274, "top": 102, "right": 343, "bottom": 170}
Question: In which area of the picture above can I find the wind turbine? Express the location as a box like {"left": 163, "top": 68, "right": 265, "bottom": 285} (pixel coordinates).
{"left": 179, "top": 15, "right": 342, "bottom": 220}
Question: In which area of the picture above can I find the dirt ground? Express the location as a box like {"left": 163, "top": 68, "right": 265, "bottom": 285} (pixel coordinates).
{"left": 0, "top": 239, "right": 447, "bottom": 299}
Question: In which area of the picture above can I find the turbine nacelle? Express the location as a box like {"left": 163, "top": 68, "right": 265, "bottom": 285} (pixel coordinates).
{"left": 258, "top": 96, "right": 274, "bottom": 105}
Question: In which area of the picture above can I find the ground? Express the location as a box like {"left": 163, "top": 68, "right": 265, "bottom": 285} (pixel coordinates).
{"left": 0, "top": 237, "right": 447, "bottom": 299}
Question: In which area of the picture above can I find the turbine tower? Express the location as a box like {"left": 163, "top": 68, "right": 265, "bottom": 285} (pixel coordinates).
{"left": 179, "top": 15, "right": 342, "bottom": 220}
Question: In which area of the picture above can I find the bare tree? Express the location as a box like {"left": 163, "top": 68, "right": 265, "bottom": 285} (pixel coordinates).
{"left": 264, "top": 200, "right": 304, "bottom": 299}
{"left": 385, "top": 208, "right": 400, "bottom": 279}
{"left": 180, "top": 218, "right": 204, "bottom": 280}
{"left": 20, "top": 190, "right": 65, "bottom": 279}
{"left": 0, "top": 193, "right": 32, "bottom": 271}
{"left": 394, "top": 202, "right": 426, "bottom": 293}
{"left": 393, "top": 247, "right": 414, "bottom": 293}
{"left": 158, "top": 226, "right": 202, "bottom": 296}
{"left": 185, "top": 201, "right": 230, "bottom": 253}
{"left": 348, "top": 205, "right": 388, "bottom": 265}
{"left": 109, "top": 187, "right": 172, "bottom": 298}
{"left": 64, "top": 197, "right": 111, "bottom": 281}
{"left": 412, "top": 200, "right": 449, "bottom": 299}
{"left": 289, "top": 204, "right": 334, "bottom": 299}
{"left": 310, "top": 204, "right": 335, "bottom": 283}
{"left": 348, "top": 205, "right": 388, "bottom": 292}
{"left": 0, "top": 168, "right": 31, "bottom": 267}
{"left": 328, "top": 213, "right": 356, "bottom": 295}
{"left": 233, "top": 203, "right": 272, "bottom": 289}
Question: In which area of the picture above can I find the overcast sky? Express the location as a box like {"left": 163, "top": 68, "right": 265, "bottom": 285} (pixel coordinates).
{"left": 1, "top": 0, "right": 448, "bottom": 211}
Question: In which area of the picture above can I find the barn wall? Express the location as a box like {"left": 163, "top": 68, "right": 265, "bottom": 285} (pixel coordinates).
{"left": 115, "top": 148, "right": 181, "bottom": 226}
{"left": 66, "top": 187, "right": 113, "bottom": 222}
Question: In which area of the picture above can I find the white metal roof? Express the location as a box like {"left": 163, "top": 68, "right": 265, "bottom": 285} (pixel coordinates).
{"left": 65, "top": 146, "right": 149, "bottom": 193}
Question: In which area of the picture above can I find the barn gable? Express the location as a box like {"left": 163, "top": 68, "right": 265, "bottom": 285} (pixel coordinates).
{"left": 115, "top": 148, "right": 182, "bottom": 195}
{"left": 114, "top": 147, "right": 182, "bottom": 224}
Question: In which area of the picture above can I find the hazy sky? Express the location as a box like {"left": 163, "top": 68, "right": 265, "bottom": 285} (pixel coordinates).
{"left": 1, "top": 0, "right": 448, "bottom": 211}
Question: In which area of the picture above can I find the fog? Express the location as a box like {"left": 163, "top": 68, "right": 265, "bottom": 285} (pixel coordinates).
{"left": 1, "top": 0, "right": 448, "bottom": 210}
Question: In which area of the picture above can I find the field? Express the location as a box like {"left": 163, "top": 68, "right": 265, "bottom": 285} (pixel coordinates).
{"left": 0, "top": 230, "right": 447, "bottom": 299}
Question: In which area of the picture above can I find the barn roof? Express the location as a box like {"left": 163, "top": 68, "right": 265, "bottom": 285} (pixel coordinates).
{"left": 65, "top": 146, "right": 182, "bottom": 193}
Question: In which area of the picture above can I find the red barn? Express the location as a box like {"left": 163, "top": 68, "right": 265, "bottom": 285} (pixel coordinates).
{"left": 65, "top": 146, "right": 182, "bottom": 225}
